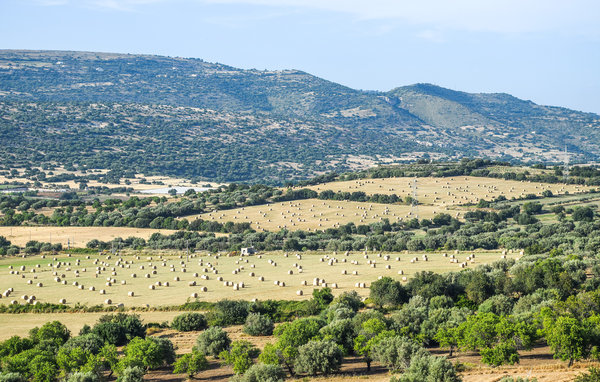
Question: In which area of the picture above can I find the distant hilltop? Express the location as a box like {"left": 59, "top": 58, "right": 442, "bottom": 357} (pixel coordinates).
{"left": 0, "top": 49, "right": 599, "bottom": 183}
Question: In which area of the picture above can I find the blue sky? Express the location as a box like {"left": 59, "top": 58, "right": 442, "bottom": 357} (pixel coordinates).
{"left": 2, "top": 0, "right": 599, "bottom": 113}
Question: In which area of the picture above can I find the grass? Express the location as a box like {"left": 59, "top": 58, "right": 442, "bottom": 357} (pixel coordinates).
{"left": 190, "top": 177, "right": 591, "bottom": 232}
{"left": 0, "top": 249, "right": 518, "bottom": 308}
{"left": 0, "top": 311, "right": 185, "bottom": 341}
{"left": 193, "top": 199, "right": 454, "bottom": 232}
{"left": 301, "top": 176, "right": 590, "bottom": 206}
{"left": 0, "top": 226, "right": 179, "bottom": 247}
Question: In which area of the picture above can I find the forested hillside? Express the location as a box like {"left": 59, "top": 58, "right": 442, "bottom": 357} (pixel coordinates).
{"left": 1, "top": 50, "right": 599, "bottom": 183}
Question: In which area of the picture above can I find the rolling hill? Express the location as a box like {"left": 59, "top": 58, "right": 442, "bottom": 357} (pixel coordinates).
{"left": 1, "top": 50, "right": 599, "bottom": 183}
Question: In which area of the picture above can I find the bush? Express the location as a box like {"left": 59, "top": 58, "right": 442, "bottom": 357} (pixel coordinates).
{"left": 116, "top": 366, "right": 145, "bottom": 382}
{"left": 196, "top": 327, "right": 231, "bottom": 357}
{"left": 332, "top": 291, "right": 363, "bottom": 312}
{"left": 575, "top": 367, "right": 600, "bottom": 382}
{"left": 0, "top": 373, "right": 25, "bottom": 382}
{"left": 236, "top": 363, "right": 286, "bottom": 382}
{"left": 57, "top": 347, "right": 92, "bottom": 374}
{"left": 66, "top": 372, "right": 100, "bottom": 382}
{"left": 243, "top": 314, "right": 274, "bottom": 336}
{"left": 0, "top": 336, "right": 34, "bottom": 358}
{"left": 171, "top": 313, "right": 207, "bottom": 332}
{"left": 371, "top": 336, "right": 424, "bottom": 372}
{"left": 392, "top": 352, "right": 461, "bottom": 382}
{"left": 219, "top": 340, "right": 260, "bottom": 374}
{"left": 369, "top": 277, "right": 408, "bottom": 308}
{"left": 173, "top": 350, "right": 208, "bottom": 377}
{"left": 61, "top": 334, "right": 104, "bottom": 355}
{"left": 312, "top": 288, "right": 334, "bottom": 307}
{"left": 319, "top": 319, "right": 355, "bottom": 354}
{"left": 119, "top": 337, "right": 175, "bottom": 370}
{"left": 91, "top": 323, "right": 127, "bottom": 346}
{"left": 293, "top": 340, "right": 343, "bottom": 376}
{"left": 92, "top": 314, "right": 145, "bottom": 346}
{"left": 209, "top": 300, "right": 250, "bottom": 326}
{"left": 34, "top": 321, "right": 71, "bottom": 346}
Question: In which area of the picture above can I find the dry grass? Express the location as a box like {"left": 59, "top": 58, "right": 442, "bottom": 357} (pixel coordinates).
{"left": 188, "top": 177, "right": 590, "bottom": 232}
{"left": 0, "top": 226, "right": 179, "bottom": 247}
{"left": 0, "top": 168, "right": 223, "bottom": 195}
{"left": 0, "top": 311, "right": 186, "bottom": 341}
{"left": 301, "top": 176, "right": 590, "bottom": 207}
{"left": 0, "top": 249, "right": 518, "bottom": 307}
{"left": 193, "top": 199, "right": 453, "bottom": 232}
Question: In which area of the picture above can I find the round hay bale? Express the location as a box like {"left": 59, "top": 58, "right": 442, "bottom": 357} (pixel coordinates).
{"left": 149, "top": 285, "right": 155, "bottom": 290}
{"left": 59, "top": 298, "right": 67, "bottom": 304}
{"left": 296, "top": 290, "right": 303, "bottom": 296}
{"left": 105, "top": 299, "right": 112, "bottom": 305}
{"left": 128, "top": 291, "right": 135, "bottom": 297}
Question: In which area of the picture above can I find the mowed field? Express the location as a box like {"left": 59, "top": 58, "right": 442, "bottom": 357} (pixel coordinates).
{"left": 301, "top": 176, "right": 590, "bottom": 206}
{"left": 0, "top": 249, "right": 518, "bottom": 307}
{"left": 196, "top": 199, "right": 451, "bottom": 232}
{"left": 192, "top": 177, "right": 591, "bottom": 232}
{"left": 0, "top": 226, "right": 179, "bottom": 247}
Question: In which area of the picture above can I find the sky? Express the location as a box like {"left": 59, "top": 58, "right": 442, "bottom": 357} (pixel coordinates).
{"left": 1, "top": 0, "right": 599, "bottom": 113}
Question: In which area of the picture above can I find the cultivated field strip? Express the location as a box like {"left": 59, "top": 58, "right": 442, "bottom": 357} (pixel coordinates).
{"left": 0, "top": 249, "right": 518, "bottom": 307}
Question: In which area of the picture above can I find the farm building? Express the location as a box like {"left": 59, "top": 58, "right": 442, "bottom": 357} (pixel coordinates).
{"left": 241, "top": 247, "right": 256, "bottom": 256}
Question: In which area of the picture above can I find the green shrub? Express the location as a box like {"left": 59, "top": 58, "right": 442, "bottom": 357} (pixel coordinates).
{"left": 371, "top": 336, "right": 424, "bottom": 372}
{"left": 293, "top": 340, "right": 343, "bottom": 376}
{"left": 391, "top": 352, "right": 460, "bottom": 382}
{"left": 34, "top": 321, "right": 71, "bottom": 347}
{"left": 119, "top": 337, "right": 175, "bottom": 371}
{"left": 173, "top": 350, "right": 208, "bottom": 377}
{"left": 66, "top": 371, "right": 100, "bottom": 382}
{"left": 57, "top": 347, "right": 92, "bottom": 374}
{"left": 196, "top": 327, "right": 231, "bottom": 357}
{"left": 61, "top": 334, "right": 104, "bottom": 355}
{"left": 243, "top": 314, "right": 274, "bottom": 336}
{"left": 171, "top": 313, "right": 207, "bottom": 332}
{"left": 0, "top": 373, "right": 25, "bottom": 382}
{"left": 93, "top": 314, "right": 145, "bottom": 346}
{"left": 319, "top": 318, "right": 355, "bottom": 354}
{"left": 219, "top": 340, "right": 260, "bottom": 374}
{"left": 235, "top": 363, "right": 286, "bottom": 382}
{"left": 0, "top": 336, "right": 34, "bottom": 358}
{"left": 116, "top": 366, "right": 145, "bottom": 382}
{"left": 331, "top": 291, "right": 363, "bottom": 312}
{"left": 575, "top": 367, "right": 600, "bottom": 382}
{"left": 209, "top": 300, "right": 249, "bottom": 326}
{"left": 91, "top": 322, "right": 127, "bottom": 346}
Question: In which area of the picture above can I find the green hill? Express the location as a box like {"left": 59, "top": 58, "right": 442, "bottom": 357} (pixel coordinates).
{"left": 0, "top": 50, "right": 598, "bottom": 183}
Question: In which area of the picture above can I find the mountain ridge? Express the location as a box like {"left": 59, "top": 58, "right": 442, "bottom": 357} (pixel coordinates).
{"left": 0, "top": 49, "right": 599, "bottom": 183}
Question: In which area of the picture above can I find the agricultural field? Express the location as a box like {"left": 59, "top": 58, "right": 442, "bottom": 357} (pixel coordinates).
{"left": 0, "top": 226, "right": 179, "bottom": 247}
{"left": 196, "top": 199, "right": 450, "bottom": 232}
{"left": 0, "top": 168, "right": 221, "bottom": 195}
{"left": 193, "top": 177, "right": 592, "bottom": 232}
{"left": 0, "top": 249, "right": 517, "bottom": 307}
{"left": 301, "top": 176, "right": 590, "bottom": 206}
